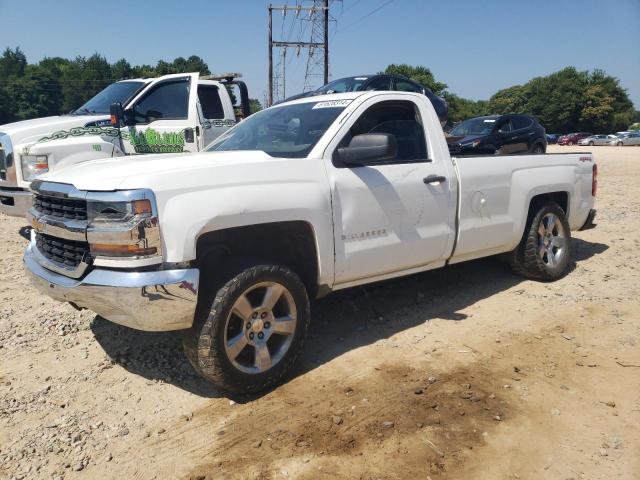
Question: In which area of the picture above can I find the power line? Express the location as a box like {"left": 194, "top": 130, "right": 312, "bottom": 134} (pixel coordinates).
{"left": 339, "top": 0, "right": 396, "bottom": 31}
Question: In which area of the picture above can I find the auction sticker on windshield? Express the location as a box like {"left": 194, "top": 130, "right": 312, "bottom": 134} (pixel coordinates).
{"left": 313, "top": 100, "right": 353, "bottom": 109}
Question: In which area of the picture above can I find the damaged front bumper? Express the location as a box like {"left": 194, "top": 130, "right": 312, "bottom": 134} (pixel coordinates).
{"left": 24, "top": 243, "right": 200, "bottom": 331}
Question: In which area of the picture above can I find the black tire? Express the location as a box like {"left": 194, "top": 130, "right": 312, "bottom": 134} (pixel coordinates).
{"left": 508, "top": 202, "right": 571, "bottom": 281}
{"left": 617, "top": 141, "right": 623, "bottom": 146}
{"left": 531, "top": 143, "right": 545, "bottom": 154}
{"left": 588, "top": 141, "right": 594, "bottom": 146}
{"left": 182, "top": 262, "right": 310, "bottom": 394}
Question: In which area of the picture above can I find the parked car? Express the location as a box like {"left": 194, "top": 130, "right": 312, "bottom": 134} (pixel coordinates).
{"left": 0, "top": 73, "right": 250, "bottom": 218}
{"left": 24, "top": 90, "right": 597, "bottom": 393}
{"left": 279, "top": 74, "right": 448, "bottom": 126}
{"left": 546, "top": 133, "right": 561, "bottom": 144}
{"left": 609, "top": 132, "right": 640, "bottom": 146}
{"left": 578, "top": 134, "right": 619, "bottom": 146}
{"left": 558, "top": 132, "right": 594, "bottom": 145}
{"left": 447, "top": 114, "right": 547, "bottom": 155}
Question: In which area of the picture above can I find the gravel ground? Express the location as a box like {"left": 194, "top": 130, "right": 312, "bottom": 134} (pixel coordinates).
{"left": 1, "top": 145, "right": 639, "bottom": 479}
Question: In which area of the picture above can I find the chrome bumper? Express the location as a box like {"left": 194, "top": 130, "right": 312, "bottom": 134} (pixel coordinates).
{"left": 24, "top": 244, "right": 200, "bottom": 331}
{"left": 0, "top": 188, "right": 32, "bottom": 217}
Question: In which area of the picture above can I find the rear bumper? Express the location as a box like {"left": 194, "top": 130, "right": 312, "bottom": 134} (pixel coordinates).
{"left": 0, "top": 187, "right": 32, "bottom": 217}
{"left": 24, "top": 244, "right": 200, "bottom": 331}
{"left": 579, "top": 209, "right": 597, "bottom": 231}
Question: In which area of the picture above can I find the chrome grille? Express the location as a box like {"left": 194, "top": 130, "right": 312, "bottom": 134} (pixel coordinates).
{"left": 33, "top": 194, "right": 87, "bottom": 221}
{"left": 36, "top": 233, "right": 90, "bottom": 269}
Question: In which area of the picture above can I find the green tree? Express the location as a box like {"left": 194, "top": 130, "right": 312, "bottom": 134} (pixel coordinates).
{"left": 249, "top": 98, "right": 262, "bottom": 114}
{"left": 0, "top": 47, "right": 27, "bottom": 78}
{"left": 444, "top": 93, "right": 489, "bottom": 123}
{"left": 111, "top": 58, "right": 133, "bottom": 80}
{"left": 4, "top": 64, "right": 60, "bottom": 120}
{"left": 487, "top": 67, "right": 634, "bottom": 133}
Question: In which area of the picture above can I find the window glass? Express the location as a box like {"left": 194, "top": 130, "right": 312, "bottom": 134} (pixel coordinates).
{"left": 209, "top": 101, "right": 346, "bottom": 158}
{"left": 394, "top": 79, "right": 423, "bottom": 93}
{"left": 365, "top": 77, "right": 392, "bottom": 90}
{"left": 133, "top": 79, "right": 190, "bottom": 123}
{"left": 339, "top": 100, "right": 427, "bottom": 163}
{"left": 450, "top": 117, "right": 497, "bottom": 136}
{"left": 512, "top": 116, "right": 533, "bottom": 130}
{"left": 317, "top": 77, "right": 368, "bottom": 93}
{"left": 497, "top": 120, "right": 513, "bottom": 133}
{"left": 73, "top": 81, "right": 145, "bottom": 115}
{"left": 198, "top": 85, "right": 224, "bottom": 119}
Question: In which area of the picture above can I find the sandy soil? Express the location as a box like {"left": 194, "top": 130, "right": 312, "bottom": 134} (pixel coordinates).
{"left": 1, "top": 145, "right": 639, "bottom": 480}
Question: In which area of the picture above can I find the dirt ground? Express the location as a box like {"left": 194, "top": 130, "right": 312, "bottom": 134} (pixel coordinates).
{"left": 1, "top": 145, "right": 639, "bottom": 480}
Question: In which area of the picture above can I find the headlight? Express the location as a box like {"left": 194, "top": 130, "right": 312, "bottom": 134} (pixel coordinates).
{"left": 21, "top": 155, "right": 49, "bottom": 181}
{"left": 86, "top": 190, "right": 161, "bottom": 259}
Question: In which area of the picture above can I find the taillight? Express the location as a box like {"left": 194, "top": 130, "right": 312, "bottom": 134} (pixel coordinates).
{"left": 592, "top": 164, "right": 598, "bottom": 196}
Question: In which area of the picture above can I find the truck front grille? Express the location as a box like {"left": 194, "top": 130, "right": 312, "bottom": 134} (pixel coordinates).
{"left": 36, "top": 233, "right": 90, "bottom": 269}
{"left": 33, "top": 195, "right": 87, "bottom": 221}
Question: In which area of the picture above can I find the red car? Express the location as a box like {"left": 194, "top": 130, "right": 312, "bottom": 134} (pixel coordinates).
{"left": 558, "top": 132, "right": 593, "bottom": 145}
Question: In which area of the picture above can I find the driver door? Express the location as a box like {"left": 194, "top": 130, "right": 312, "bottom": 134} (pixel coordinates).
{"left": 121, "top": 73, "right": 200, "bottom": 155}
{"left": 327, "top": 98, "right": 456, "bottom": 285}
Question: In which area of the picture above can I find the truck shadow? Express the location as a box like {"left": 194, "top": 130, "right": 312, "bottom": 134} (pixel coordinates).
{"left": 90, "top": 237, "right": 607, "bottom": 401}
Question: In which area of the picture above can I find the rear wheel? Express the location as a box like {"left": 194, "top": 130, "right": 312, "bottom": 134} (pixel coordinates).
{"left": 509, "top": 202, "right": 571, "bottom": 281}
{"left": 531, "top": 143, "right": 545, "bottom": 154}
{"left": 183, "top": 263, "right": 310, "bottom": 394}
{"left": 568, "top": 141, "right": 574, "bottom": 146}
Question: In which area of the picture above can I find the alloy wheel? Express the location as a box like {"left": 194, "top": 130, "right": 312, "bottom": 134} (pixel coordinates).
{"left": 223, "top": 281, "right": 297, "bottom": 374}
{"left": 537, "top": 213, "right": 567, "bottom": 268}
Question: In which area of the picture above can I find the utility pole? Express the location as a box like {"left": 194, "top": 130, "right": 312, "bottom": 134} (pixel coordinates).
{"left": 323, "top": 0, "right": 329, "bottom": 85}
{"left": 267, "top": 1, "right": 338, "bottom": 106}
{"left": 268, "top": 4, "right": 273, "bottom": 107}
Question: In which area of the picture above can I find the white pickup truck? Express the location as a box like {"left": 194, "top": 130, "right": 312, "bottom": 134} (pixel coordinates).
{"left": 23, "top": 91, "right": 597, "bottom": 394}
{"left": 0, "top": 73, "right": 248, "bottom": 217}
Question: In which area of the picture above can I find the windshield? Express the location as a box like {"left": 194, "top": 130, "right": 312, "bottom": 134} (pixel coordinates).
{"left": 208, "top": 100, "right": 348, "bottom": 158}
{"left": 73, "top": 81, "right": 145, "bottom": 115}
{"left": 316, "top": 77, "right": 368, "bottom": 94}
{"left": 450, "top": 117, "right": 497, "bottom": 136}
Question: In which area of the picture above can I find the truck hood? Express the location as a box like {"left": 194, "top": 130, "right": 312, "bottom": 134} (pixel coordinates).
{"left": 0, "top": 114, "right": 108, "bottom": 146}
{"left": 37, "top": 150, "right": 276, "bottom": 191}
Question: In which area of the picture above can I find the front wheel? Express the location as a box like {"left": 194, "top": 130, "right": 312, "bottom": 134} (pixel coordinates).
{"left": 617, "top": 141, "right": 623, "bottom": 146}
{"left": 588, "top": 141, "right": 594, "bottom": 146}
{"left": 183, "top": 263, "right": 310, "bottom": 394}
{"left": 508, "top": 202, "right": 571, "bottom": 281}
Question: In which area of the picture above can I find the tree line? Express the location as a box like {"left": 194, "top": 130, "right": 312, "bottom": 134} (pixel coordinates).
{"left": 0, "top": 47, "right": 261, "bottom": 124}
{"left": 0, "top": 47, "right": 637, "bottom": 134}
{"left": 383, "top": 64, "right": 638, "bottom": 133}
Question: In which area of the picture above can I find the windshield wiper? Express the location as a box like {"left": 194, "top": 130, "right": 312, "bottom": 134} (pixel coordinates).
{"left": 72, "top": 108, "right": 96, "bottom": 116}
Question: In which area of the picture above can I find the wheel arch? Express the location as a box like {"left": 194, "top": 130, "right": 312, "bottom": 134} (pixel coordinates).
{"left": 515, "top": 191, "right": 569, "bottom": 246}
{"left": 195, "top": 220, "right": 322, "bottom": 299}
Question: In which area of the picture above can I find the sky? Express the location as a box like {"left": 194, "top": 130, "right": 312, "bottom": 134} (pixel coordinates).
{"left": 1, "top": 0, "right": 639, "bottom": 107}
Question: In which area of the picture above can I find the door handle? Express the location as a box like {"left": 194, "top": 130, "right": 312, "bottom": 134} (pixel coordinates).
{"left": 423, "top": 175, "right": 447, "bottom": 185}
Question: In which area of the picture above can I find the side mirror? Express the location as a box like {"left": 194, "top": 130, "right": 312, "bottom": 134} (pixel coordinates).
{"left": 110, "top": 102, "right": 125, "bottom": 127}
{"left": 336, "top": 133, "right": 398, "bottom": 167}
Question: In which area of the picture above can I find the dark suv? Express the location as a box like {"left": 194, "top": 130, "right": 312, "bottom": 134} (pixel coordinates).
{"left": 280, "top": 74, "right": 448, "bottom": 126}
{"left": 447, "top": 114, "right": 547, "bottom": 155}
